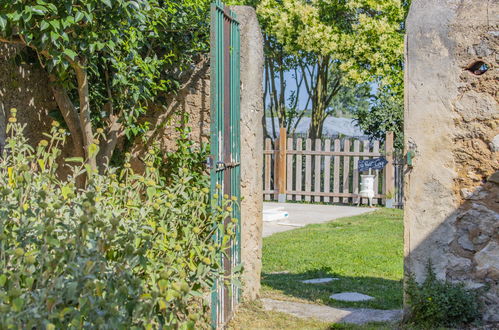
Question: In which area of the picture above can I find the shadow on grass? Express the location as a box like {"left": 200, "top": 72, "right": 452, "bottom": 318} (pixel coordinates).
{"left": 261, "top": 267, "right": 403, "bottom": 310}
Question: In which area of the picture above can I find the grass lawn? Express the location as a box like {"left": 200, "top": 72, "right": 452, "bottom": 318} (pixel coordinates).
{"left": 261, "top": 208, "right": 404, "bottom": 310}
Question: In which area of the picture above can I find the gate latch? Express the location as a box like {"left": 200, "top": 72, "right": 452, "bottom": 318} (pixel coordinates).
{"left": 216, "top": 161, "right": 240, "bottom": 171}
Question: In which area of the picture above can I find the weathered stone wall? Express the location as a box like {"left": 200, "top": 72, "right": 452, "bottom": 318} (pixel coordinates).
{"left": 232, "top": 6, "right": 264, "bottom": 301}
{"left": 0, "top": 44, "right": 60, "bottom": 148}
{"left": 405, "top": 0, "right": 499, "bottom": 322}
{"left": 129, "top": 58, "right": 211, "bottom": 173}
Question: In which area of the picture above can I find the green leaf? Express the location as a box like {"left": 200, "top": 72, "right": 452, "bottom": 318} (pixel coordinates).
{"left": 74, "top": 12, "right": 84, "bottom": 23}
{"left": 63, "top": 49, "right": 77, "bottom": 60}
{"left": 0, "top": 274, "right": 7, "bottom": 287}
{"left": 88, "top": 143, "right": 99, "bottom": 158}
{"left": 40, "top": 20, "right": 50, "bottom": 31}
{"left": 37, "top": 159, "right": 45, "bottom": 171}
{"left": 65, "top": 157, "right": 84, "bottom": 163}
{"left": 158, "top": 279, "right": 168, "bottom": 292}
{"left": 61, "top": 185, "right": 71, "bottom": 199}
{"left": 12, "top": 297, "right": 24, "bottom": 312}
{"left": 0, "top": 16, "right": 7, "bottom": 30}
{"left": 102, "top": 0, "right": 112, "bottom": 8}
{"left": 147, "top": 187, "right": 156, "bottom": 200}
{"left": 31, "top": 5, "right": 48, "bottom": 16}
{"left": 49, "top": 20, "right": 60, "bottom": 30}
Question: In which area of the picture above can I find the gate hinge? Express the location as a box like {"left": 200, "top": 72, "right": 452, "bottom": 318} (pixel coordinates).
{"left": 206, "top": 156, "right": 214, "bottom": 169}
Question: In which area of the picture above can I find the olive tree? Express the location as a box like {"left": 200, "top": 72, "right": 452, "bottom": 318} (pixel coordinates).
{"left": 0, "top": 0, "right": 210, "bottom": 171}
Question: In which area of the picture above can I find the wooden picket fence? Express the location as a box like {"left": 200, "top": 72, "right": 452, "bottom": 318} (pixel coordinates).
{"left": 263, "top": 128, "right": 396, "bottom": 205}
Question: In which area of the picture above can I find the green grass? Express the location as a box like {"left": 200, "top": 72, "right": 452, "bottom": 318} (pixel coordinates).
{"left": 261, "top": 209, "right": 404, "bottom": 310}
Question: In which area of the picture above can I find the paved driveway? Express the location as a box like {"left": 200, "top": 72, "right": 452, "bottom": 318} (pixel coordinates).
{"left": 263, "top": 202, "right": 376, "bottom": 237}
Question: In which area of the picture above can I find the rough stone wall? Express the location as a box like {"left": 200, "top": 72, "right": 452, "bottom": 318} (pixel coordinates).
{"left": 405, "top": 0, "right": 499, "bottom": 322}
{"left": 129, "top": 58, "right": 211, "bottom": 173}
{"left": 0, "top": 44, "right": 75, "bottom": 176}
{"left": 232, "top": 6, "right": 264, "bottom": 301}
{"left": 0, "top": 44, "right": 60, "bottom": 148}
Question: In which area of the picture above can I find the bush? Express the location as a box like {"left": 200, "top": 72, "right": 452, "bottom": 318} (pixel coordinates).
{"left": 405, "top": 261, "right": 481, "bottom": 328}
{"left": 0, "top": 110, "right": 236, "bottom": 328}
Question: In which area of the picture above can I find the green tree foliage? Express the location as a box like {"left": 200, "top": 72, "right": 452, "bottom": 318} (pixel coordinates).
{"left": 234, "top": 0, "right": 408, "bottom": 139}
{"left": 0, "top": 0, "right": 210, "bottom": 170}
{"left": 354, "top": 86, "right": 404, "bottom": 149}
{"left": 0, "top": 110, "right": 236, "bottom": 328}
{"left": 259, "top": 0, "right": 407, "bottom": 139}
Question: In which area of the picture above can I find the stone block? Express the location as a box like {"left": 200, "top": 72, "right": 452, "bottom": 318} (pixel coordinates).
{"left": 474, "top": 241, "right": 499, "bottom": 279}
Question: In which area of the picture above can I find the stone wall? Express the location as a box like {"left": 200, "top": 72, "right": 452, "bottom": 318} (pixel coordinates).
{"left": 232, "top": 6, "right": 264, "bottom": 301}
{"left": 129, "top": 58, "right": 211, "bottom": 173}
{"left": 0, "top": 44, "right": 62, "bottom": 149}
{"left": 405, "top": 0, "right": 499, "bottom": 322}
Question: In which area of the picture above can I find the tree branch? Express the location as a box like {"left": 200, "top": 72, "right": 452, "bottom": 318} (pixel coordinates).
{"left": 47, "top": 74, "right": 85, "bottom": 159}
{"left": 71, "top": 57, "right": 97, "bottom": 170}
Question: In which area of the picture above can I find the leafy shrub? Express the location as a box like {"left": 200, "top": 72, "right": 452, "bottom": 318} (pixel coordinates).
{"left": 0, "top": 110, "right": 236, "bottom": 328}
{"left": 405, "top": 261, "right": 481, "bottom": 328}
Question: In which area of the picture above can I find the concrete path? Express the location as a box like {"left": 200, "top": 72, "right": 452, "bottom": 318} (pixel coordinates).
{"left": 261, "top": 298, "right": 402, "bottom": 325}
{"left": 263, "top": 203, "right": 376, "bottom": 237}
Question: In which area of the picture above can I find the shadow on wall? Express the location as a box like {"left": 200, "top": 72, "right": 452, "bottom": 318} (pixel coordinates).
{"left": 0, "top": 42, "right": 212, "bottom": 174}
{"left": 405, "top": 175, "right": 499, "bottom": 322}
{"left": 0, "top": 44, "right": 78, "bottom": 177}
{"left": 130, "top": 57, "right": 211, "bottom": 173}
{"left": 0, "top": 44, "right": 60, "bottom": 150}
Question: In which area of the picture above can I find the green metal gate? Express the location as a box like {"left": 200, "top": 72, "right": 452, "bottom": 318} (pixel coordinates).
{"left": 210, "top": 1, "right": 241, "bottom": 328}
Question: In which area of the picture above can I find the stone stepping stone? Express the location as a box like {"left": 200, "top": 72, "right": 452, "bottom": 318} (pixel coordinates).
{"left": 261, "top": 298, "right": 402, "bottom": 325}
{"left": 301, "top": 278, "right": 339, "bottom": 284}
{"left": 330, "top": 292, "right": 374, "bottom": 302}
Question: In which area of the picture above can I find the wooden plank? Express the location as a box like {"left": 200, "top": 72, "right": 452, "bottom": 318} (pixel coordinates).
{"left": 264, "top": 138, "right": 271, "bottom": 200}
{"left": 342, "top": 139, "right": 351, "bottom": 204}
{"left": 277, "top": 127, "right": 287, "bottom": 202}
{"left": 287, "top": 137, "right": 294, "bottom": 201}
{"left": 372, "top": 140, "right": 380, "bottom": 205}
{"left": 333, "top": 139, "right": 341, "bottom": 203}
{"left": 286, "top": 191, "right": 385, "bottom": 198}
{"left": 314, "top": 139, "right": 322, "bottom": 203}
{"left": 352, "top": 140, "right": 360, "bottom": 204}
{"left": 283, "top": 150, "right": 382, "bottom": 157}
{"left": 295, "top": 138, "right": 303, "bottom": 202}
{"left": 264, "top": 150, "right": 383, "bottom": 157}
{"left": 323, "top": 139, "right": 331, "bottom": 203}
{"left": 273, "top": 138, "right": 279, "bottom": 200}
{"left": 362, "top": 140, "right": 370, "bottom": 205}
{"left": 263, "top": 190, "right": 278, "bottom": 194}
{"left": 304, "top": 139, "right": 312, "bottom": 202}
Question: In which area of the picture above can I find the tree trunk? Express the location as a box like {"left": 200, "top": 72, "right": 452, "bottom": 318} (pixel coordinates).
{"left": 48, "top": 75, "right": 86, "bottom": 160}
{"left": 96, "top": 114, "right": 122, "bottom": 172}
{"left": 72, "top": 58, "right": 97, "bottom": 171}
{"left": 309, "top": 56, "right": 329, "bottom": 140}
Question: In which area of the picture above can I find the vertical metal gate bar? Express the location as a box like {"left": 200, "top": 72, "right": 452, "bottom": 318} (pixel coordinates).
{"left": 210, "top": 2, "right": 241, "bottom": 328}
{"left": 209, "top": 2, "right": 219, "bottom": 326}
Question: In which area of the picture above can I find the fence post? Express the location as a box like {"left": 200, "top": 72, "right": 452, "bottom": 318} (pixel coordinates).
{"left": 385, "top": 131, "right": 395, "bottom": 200}
{"left": 277, "top": 127, "right": 287, "bottom": 203}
